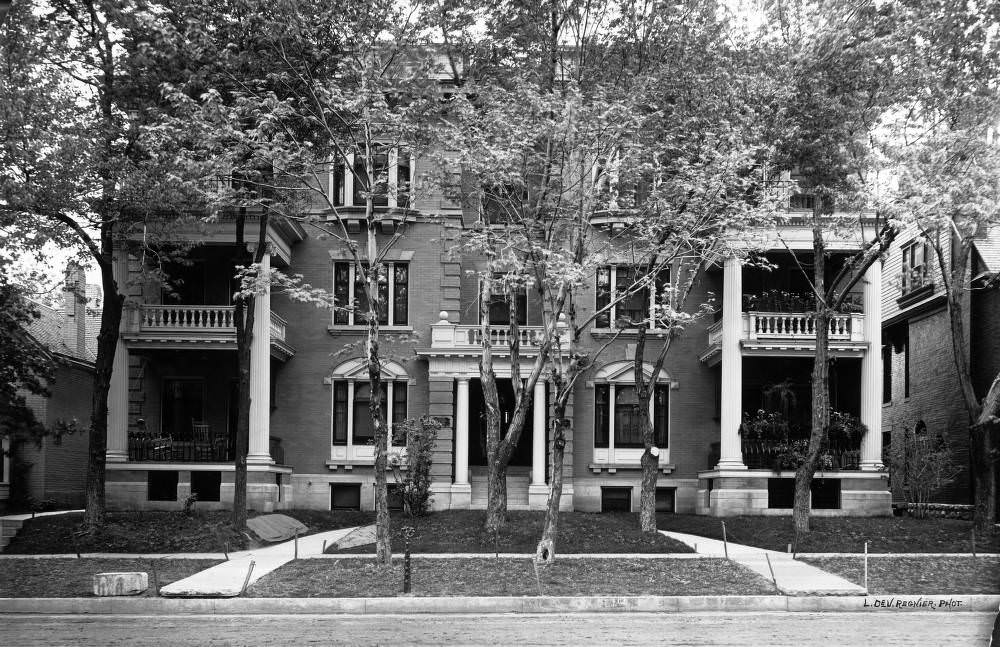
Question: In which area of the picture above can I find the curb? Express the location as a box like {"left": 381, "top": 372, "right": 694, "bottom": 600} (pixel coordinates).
{"left": 1, "top": 595, "right": 997, "bottom": 615}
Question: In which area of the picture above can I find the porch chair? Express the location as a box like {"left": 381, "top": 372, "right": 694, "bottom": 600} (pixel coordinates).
{"left": 192, "top": 419, "right": 213, "bottom": 460}
{"left": 149, "top": 435, "right": 173, "bottom": 461}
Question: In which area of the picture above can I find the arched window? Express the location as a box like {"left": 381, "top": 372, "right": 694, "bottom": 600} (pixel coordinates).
{"left": 591, "top": 361, "right": 671, "bottom": 462}
{"left": 326, "top": 359, "right": 411, "bottom": 461}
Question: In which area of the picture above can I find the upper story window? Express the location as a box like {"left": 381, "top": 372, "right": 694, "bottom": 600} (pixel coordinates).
{"left": 486, "top": 274, "right": 527, "bottom": 326}
{"left": 595, "top": 265, "right": 670, "bottom": 328}
{"left": 330, "top": 146, "right": 414, "bottom": 209}
{"left": 481, "top": 183, "right": 526, "bottom": 225}
{"left": 901, "top": 240, "right": 930, "bottom": 295}
{"left": 333, "top": 261, "right": 409, "bottom": 327}
{"left": 788, "top": 193, "right": 815, "bottom": 211}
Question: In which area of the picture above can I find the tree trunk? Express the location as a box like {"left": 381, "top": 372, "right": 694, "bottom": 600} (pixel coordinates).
{"left": 794, "top": 225, "right": 830, "bottom": 534}
{"left": 369, "top": 315, "right": 391, "bottom": 564}
{"left": 535, "top": 411, "right": 568, "bottom": 565}
{"left": 633, "top": 325, "right": 659, "bottom": 533}
{"left": 970, "top": 421, "right": 998, "bottom": 534}
{"left": 83, "top": 228, "right": 122, "bottom": 531}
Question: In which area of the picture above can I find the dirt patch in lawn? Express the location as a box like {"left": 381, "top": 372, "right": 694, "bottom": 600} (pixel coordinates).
{"left": 247, "top": 557, "right": 769, "bottom": 597}
{"left": 4, "top": 510, "right": 373, "bottom": 554}
{"left": 658, "top": 514, "right": 1000, "bottom": 553}
{"left": 333, "top": 511, "right": 692, "bottom": 554}
{"left": 801, "top": 556, "right": 1000, "bottom": 594}
{"left": 0, "top": 558, "right": 220, "bottom": 597}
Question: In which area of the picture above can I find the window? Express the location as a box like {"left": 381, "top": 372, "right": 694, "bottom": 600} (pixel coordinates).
{"left": 789, "top": 193, "right": 815, "bottom": 210}
{"left": 331, "top": 483, "right": 362, "bottom": 511}
{"left": 810, "top": 479, "right": 841, "bottom": 509}
{"left": 190, "top": 471, "right": 221, "bottom": 502}
{"left": 901, "top": 241, "right": 930, "bottom": 294}
{"left": 594, "top": 384, "right": 668, "bottom": 449}
{"left": 601, "top": 487, "right": 632, "bottom": 512}
{"left": 148, "top": 471, "right": 179, "bottom": 502}
{"left": 767, "top": 478, "right": 794, "bottom": 509}
{"left": 903, "top": 332, "right": 910, "bottom": 398}
{"left": 595, "top": 266, "right": 670, "bottom": 328}
{"left": 383, "top": 484, "right": 405, "bottom": 512}
{"left": 332, "top": 381, "right": 407, "bottom": 447}
{"left": 486, "top": 274, "right": 527, "bottom": 326}
{"left": 330, "top": 147, "right": 413, "bottom": 209}
{"left": 481, "top": 183, "right": 525, "bottom": 225}
{"left": 162, "top": 379, "right": 205, "bottom": 440}
{"left": 333, "top": 262, "right": 409, "bottom": 326}
{"left": 882, "top": 343, "right": 892, "bottom": 403}
{"left": 655, "top": 487, "right": 676, "bottom": 513}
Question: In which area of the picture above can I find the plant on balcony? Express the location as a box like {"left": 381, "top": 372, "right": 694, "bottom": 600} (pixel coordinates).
{"left": 826, "top": 411, "right": 866, "bottom": 449}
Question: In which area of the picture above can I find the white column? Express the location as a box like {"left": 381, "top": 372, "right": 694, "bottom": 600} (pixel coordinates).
{"left": 248, "top": 250, "right": 272, "bottom": 464}
{"left": 531, "top": 380, "right": 546, "bottom": 486}
{"left": 106, "top": 249, "right": 129, "bottom": 463}
{"left": 716, "top": 256, "right": 746, "bottom": 470}
{"left": 454, "top": 379, "right": 470, "bottom": 485}
{"left": 860, "top": 262, "right": 883, "bottom": 470}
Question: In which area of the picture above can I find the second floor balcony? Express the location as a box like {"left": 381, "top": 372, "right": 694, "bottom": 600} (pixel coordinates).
{"left": 122, "top": 304, "right": 295, "bottom": 360}
{"left": 426, "top": 312, "right": 553, "bottom": 355}
{"left": 701, "top": 309, "right": 866, "bottom": 366}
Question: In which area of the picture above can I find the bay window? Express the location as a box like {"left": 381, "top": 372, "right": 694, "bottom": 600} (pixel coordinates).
{"left": 333, "top": 262, "right": 409, "bottom": 327}
{"left": 901, "top": 240, "right": 930, "bottom": 294}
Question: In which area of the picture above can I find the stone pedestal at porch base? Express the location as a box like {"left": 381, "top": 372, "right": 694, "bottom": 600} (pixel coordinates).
{"left": 528, "top": 484, "right": 549, "bottom": 509}
{"left": 448, "top": 483, "right": 471, "bottom": 510}
{"left": 697, "top": 469, "right": 892, "bottom": 517}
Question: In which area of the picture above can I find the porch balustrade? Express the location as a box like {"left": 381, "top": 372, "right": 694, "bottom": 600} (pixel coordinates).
{"left": 135, "top": 305, "right": 288, "bottom": 342}
{"left": 746, "top": 312, "right": 863, "bottom": 342}
{"left": 740, "top": 438, "right": 861, "bottom": 471}
{"left": 431, "top": 320, "right": 549, "bottom": 350}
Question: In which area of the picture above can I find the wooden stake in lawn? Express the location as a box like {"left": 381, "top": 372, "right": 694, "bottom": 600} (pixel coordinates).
{"left": 150, "top": 560, "right": 160, "bottom": 596}
{"left": 972, "top": 528, "right": 976, "bottom": 558}
{"left": 764, "top": 553, "right": 778, "bottom": 592}
{"left": 863, "top": 541, "right": 869, "bottom": 594}
{"left": 294, "top": 530, "right": 299, "bottom": 560}
{"left": 241, "top": 561, "right": 256, "bottom": 596}
{"left": 721, "top": 521, "right": 729, "bottom": 560}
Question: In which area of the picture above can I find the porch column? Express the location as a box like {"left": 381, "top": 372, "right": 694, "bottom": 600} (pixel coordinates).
{"left": 106, "top": 249, "right": 129, "bottom": 463}
{"left": 860, "top": 261, "right": 883, "bottom": 470}
{"left": 531, "top": 380, "right": 546, "bottom": 486}
{"left": 248, "top": 249, "right": 272, "bottom": 464}
{"left": 454, "top": 378, "right": 470, "bottom": 485}
{"left": 716, "top": 256, "right": 746, "bottom": 470}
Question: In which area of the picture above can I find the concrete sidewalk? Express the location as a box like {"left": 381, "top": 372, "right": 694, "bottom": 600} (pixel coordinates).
{"left": 0, "top": 510, "right": 83, "bottom": 552}
{"left": 660, "top": 530, "right": 867, "bottom": 596}
{"left": 159, "top": 527, "right": 361, "bottom": 597}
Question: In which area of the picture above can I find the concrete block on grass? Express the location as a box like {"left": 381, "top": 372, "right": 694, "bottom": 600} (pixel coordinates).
{"left": 93, "top": 572, "right": 148, "bottom": 597}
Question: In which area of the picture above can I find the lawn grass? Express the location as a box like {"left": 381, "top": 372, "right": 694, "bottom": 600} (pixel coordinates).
{"left": 657, "top": 513, "right": 1000, "bottom": 553}
{"left": 247, "top": 557, "right": 770, "bottom": 597}
{"left": 4, "top": 509, "right": 373, "bottom": 554}
{"left": 799, "top": 556, "right": 1000, "bottom": 595}
{"left": 0, "top": 558, "right": 220, "bottom": 597}
{"left": 333, "top": 511, "right": 693, "bottom": 554}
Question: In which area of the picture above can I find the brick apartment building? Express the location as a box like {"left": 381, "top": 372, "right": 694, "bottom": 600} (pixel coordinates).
{"left": 1, "top": 266, "right": 98, "bottom": 511}
{"left": 101, "top": 159, "right": 892, "bottom": 517}
{"left": 881, "top": 225, "right": 1000, "bottom": 505}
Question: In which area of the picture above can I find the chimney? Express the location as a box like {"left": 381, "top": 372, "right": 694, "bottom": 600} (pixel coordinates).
{"left": 62, "top": 262, "right": 87, "bottom": 357}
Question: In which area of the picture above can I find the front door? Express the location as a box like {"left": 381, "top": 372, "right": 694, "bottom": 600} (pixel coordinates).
{"left": 468, "top": 378, "right": 533, "bottom": 467}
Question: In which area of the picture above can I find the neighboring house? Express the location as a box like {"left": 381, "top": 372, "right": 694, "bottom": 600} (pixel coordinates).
{"left": 1, "top": 266, "right": 98, "bottom": 511}
{"left": 100, "top": 161, "right": 891, "bottom": 517}
{"left": 881, "top": 226, "right": 1000, "bottom": 506}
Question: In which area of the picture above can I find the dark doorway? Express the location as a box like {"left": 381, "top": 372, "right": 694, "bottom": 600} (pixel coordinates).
{"left": 468, "top": 379, "right": 533, "bottom": 467}
{"left": 162, "top": 378, "right": 205, "bottom": 440}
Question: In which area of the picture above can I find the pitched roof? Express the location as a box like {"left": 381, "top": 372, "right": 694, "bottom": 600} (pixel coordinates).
{"left": 973, "top": 227, "right": 1000, "bottom": 274}
{"left": 25, "top": 300, "right": 98, "bottom": 364}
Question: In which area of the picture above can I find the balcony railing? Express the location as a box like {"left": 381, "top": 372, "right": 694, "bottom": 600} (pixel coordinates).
{"left": 134, "top": 305, "right": 287, "bottom": 342}
{"left": 430, "top": 314, "right": 553, "bottom": 351}
{"left": 128, "top": 432, "right": 233, "bottom": 463}
{"left": 741, "top": 439, "right": 861, "bottom": 471}
{"left": 747, "top": 312, "right": 863, "bottom": 342}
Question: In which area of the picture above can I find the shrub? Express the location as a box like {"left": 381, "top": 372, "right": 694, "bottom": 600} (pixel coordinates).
{"left": 885, "top": 424, "right": 961, "bottom": 518}
{"left": 389, "top": 416, "right": 440, "bottom": 517}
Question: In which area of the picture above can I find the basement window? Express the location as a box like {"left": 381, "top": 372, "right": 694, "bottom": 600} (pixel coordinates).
{"left": 190, "top": 471, "right": 221, "bottom": 502}
{"left": 331, "top": 483, "right": 362, "bottom": 511}
{"left": 655, "top": 487, "right": 676, "bottom": 513}
{"left": 147, "top": 471, "right": 179, "bottom": 502}
{"left": 601, "top": 486, "right": 632, "bottom": 513}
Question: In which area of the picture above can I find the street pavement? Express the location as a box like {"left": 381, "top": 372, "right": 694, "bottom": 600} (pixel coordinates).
{"left": 0, "top": 612, "right": 994, "bottom": 646}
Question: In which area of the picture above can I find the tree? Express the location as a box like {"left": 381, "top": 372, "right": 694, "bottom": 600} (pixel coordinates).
{"left": 0, "top": 0, "right": 203, "bottom": 530}
{"left": 886, "top": 422, "right": 962, "bottom": 518}
{"left": 167, "top": 0, "right": 440, "bottom": 558}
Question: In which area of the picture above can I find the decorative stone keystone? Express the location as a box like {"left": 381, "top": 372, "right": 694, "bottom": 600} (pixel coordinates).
{"left": 93, "top": 572, "right": 148, "bottom": 596}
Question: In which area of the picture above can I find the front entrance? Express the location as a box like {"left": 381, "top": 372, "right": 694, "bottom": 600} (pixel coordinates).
{"left": 468, "top": 378, "right": 533, "bottom": 467}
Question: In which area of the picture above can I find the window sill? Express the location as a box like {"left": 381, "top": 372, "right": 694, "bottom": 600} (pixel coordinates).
{"left": 590, "top": 328, "right": 670, "bottom": 338}
{"left": 896, "top": 283, "right": 934, "bottom": 309}
{"left": 328, "top": 325, "right": 414, "bottom": 335}
{"left": 588, "top": 462, "right": 675, "bottom": 475}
